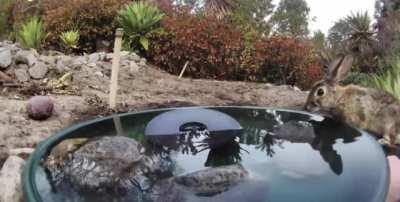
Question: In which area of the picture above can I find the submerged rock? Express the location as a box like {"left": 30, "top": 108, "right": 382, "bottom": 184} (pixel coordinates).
{"left": 63, "top": 136, "right": 147, "bottom": 191}
{"left": 150, "top": 164, "right": 248, "bottom": 201}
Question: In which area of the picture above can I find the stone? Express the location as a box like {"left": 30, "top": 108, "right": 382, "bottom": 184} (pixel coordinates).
{"left": 39, "top": 55, "right": 56, "bottom": 65}
{"left": 55, "top": 56, "right": 72, "bottom": 73}
{"left": 8, "top": 148, "right": 34, "bottom": 160}
{"left": 129, "top": 61, "right": 141, "bottom": 73}
{"left": 131, "top": 53, "right": 141, "bottom": 62}
{"left": 15, "top": 50, "right": 37, "bottom": 66}
{"left": 28, "top": 62, "right": 48, "bottom": 79}
{"left": 0, "top": 156, "right": 25, "bottom": 202}
{"left": 70, "top": 56, "right": 87, "bottom": 69}
{"left": 150, "top": 164, "right": 248, "bottom": 201}
{"left": 0, "top": 47, "right": 12, "bottom": 68}
{"left": 14, "top": 64, "right": 30, "bottom": 83}
{"left": 139, "top": 58, "right": 147, "bottom": 67}
{"left": 15, "top": 68, "right": 30, "bottom": 83}
{"left": 26, "top": 96, "right": 54, "bottom": 120}
{"left": 88, "top": 52, "right": 106, "bottom": 63}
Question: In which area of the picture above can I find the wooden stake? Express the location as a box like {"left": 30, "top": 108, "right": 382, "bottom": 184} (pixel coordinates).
{"left": 109, "top": 28, "right": 124, "bottom": 109}
{"left": 179, "top": 61, "right": 189, "bottom": 79}
{"left": 113, "top": 116, "right": 124, "bottom": 135}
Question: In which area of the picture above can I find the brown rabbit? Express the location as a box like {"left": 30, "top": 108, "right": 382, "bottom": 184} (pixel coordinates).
{"left": 304, "top": 54, "right": 400, "bottom": 148}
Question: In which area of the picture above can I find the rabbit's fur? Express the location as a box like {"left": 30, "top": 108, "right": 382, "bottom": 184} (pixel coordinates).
{"left": 304, "top": 55, "right": 400, "bottom": 148}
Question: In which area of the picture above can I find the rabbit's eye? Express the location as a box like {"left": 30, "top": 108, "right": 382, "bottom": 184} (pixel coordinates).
{"left": 316, "top": 87, "right": 326, "bottom": 97}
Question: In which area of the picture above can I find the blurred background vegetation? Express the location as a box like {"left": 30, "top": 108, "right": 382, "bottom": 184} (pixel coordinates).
{"left": 0, "top": 0, "right": 399, "bottom": 95}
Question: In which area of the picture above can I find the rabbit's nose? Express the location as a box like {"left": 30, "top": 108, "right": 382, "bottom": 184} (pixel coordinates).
{"left": 304, "top": 101, "right": 318, "bottom": 111}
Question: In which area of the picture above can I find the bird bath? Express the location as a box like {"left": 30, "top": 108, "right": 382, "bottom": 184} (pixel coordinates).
{"left": 22, "top": 107, "right": 389, "bottom": 202}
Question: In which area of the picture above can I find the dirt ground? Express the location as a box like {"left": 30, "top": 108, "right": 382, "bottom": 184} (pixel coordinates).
{"left": 0, "top": 62, "right": 308, "bottom": 166}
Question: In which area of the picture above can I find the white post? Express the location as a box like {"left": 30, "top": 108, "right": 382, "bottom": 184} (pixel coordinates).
{"left": 109, "top": 28, "right": 124, "bottom": 109}
{"left": 179, "top": 61, "right": 189, "bottom": 79}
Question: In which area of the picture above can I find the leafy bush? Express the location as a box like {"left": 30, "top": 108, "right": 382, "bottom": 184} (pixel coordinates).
{"left": 60, "top": 30, "right": 80, "bottom": 53}
{"left": 42, "top": 0, "right": 131, "bottom": 52}
{"left": 17, "top": 17, "right": 46, "bottom": 49}
{"left": 248, "top": 36, "right": 324, "bottom": 88}
{"left": 148, "top": 13, "right": 245, "bottom": 80}
{"left": 118, "top": 2, "right": 165, "bottom": 52}
{"left": 148, "top": 12, "right": 323, "bottom": 89}
{"left": 363, "top": 58, "right": 400, "bottom": 99}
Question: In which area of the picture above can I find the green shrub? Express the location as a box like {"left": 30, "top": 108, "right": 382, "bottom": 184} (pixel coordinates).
{"left": 17, "top": 17, "right": 46, "bottom": 49}
{"left": 42, "top": 0, "right": 131, "bottom": 52}
{"left": 118, "top": 2, "right": 165, "bottom": 52}
{"left": 341, "top": 72, "right": 371, "bottom": 86}
{"left": 363, "top": 58, "right": 400, "bottom": 99}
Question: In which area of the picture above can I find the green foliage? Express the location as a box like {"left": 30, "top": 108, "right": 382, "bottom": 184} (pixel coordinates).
{"left": 17, "top": 17, "right": 46, "bottom": 49}
{"left": 363, "top": 58, "right": 400, "bottom": 99}
{"left": 341, "top": 72, "right": 371, "bottom": 86}
{"left": 0, "top": 0, "right": 14, "bottom": 39}
{"left": 311, "top": 30, "right": 326, "bottom": 51}
{"left": 328, "top": 11, "right": 377, "bottom": 72}
{"left": 230, "top": 0, "right": 274, "bottom": 36}
{"left": 59, "top": 30, "right": 80, "bottom": 52}
{"left": 271, "top": 0, "right": 310, "bottom": 37}
{"left": 118, "top": 2, "right": 165, "bottom": 52}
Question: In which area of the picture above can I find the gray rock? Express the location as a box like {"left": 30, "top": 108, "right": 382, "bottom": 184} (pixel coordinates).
{"left": 0, "top": 47, "right": 12, "bottom": 68}
{"left": 131, "top": 53, "right": 141, "bottom": 63}
{"left": 88, "top": 52, "right": 106, "bottom": 63}
{"left": 15, "top": 50, "right": 37, "bottom": 66}
{"left": 55, "top": 56, "right": 72, "bottom": 73}
{"left": 0, "top": 156, "right": 25, "bottom": 202}
{"left": 129, "top": 61, "right": 141, "bottom": 73}
{"left": 28, "top": 62, "right": 48, "bottom": 79}
{"left": 14, "top": 68, "right": 30, "bottom": 83}
{"left": 70, "top": 56, "right": 87, "bottom": 69}
{"left": 39, "top": 55, "right": 56, "bottom": 65}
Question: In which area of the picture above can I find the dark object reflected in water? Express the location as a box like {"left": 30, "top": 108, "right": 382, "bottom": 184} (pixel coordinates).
{"left": 34, "top": 107, "right": 389, "bottom": 202}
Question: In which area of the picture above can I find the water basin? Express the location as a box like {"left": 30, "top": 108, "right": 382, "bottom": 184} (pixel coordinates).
{"left": 23, "top": 107, "right": 389, "bottom": 202}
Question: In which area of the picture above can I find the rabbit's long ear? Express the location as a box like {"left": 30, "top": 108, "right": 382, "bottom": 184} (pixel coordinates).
{"left": 326, "top": 55, "right": 354, "bottom": 85}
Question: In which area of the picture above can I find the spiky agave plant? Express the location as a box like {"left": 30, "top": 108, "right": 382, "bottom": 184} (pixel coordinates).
{"left": 59, "top": 30, "right": 80, "bottom": 51}
{"left": 364, "top": 58, "right": 400, "bottom": 99}
{"left": 118, "top": 2, "right": 165, "bottom": 51}
{"left": 17, "top": 17, "right": 46, "bottom": 49}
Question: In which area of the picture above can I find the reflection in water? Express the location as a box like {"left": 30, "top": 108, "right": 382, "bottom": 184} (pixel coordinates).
{"left": 146, "top": 127, "right": 246, "bottom": 168}
{"left": 145, "top": 109, "right": 361, "bottom": 175}
{"left": 230, "top": 109, "right": 361, "bottom": 175}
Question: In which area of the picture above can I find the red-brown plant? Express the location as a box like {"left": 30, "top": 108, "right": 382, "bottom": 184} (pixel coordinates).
{"left": 149, "top": 12, "right": 245, "bottom": 80}
{"left": 149, "top": 12, "right": 323, "bottom": 89}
